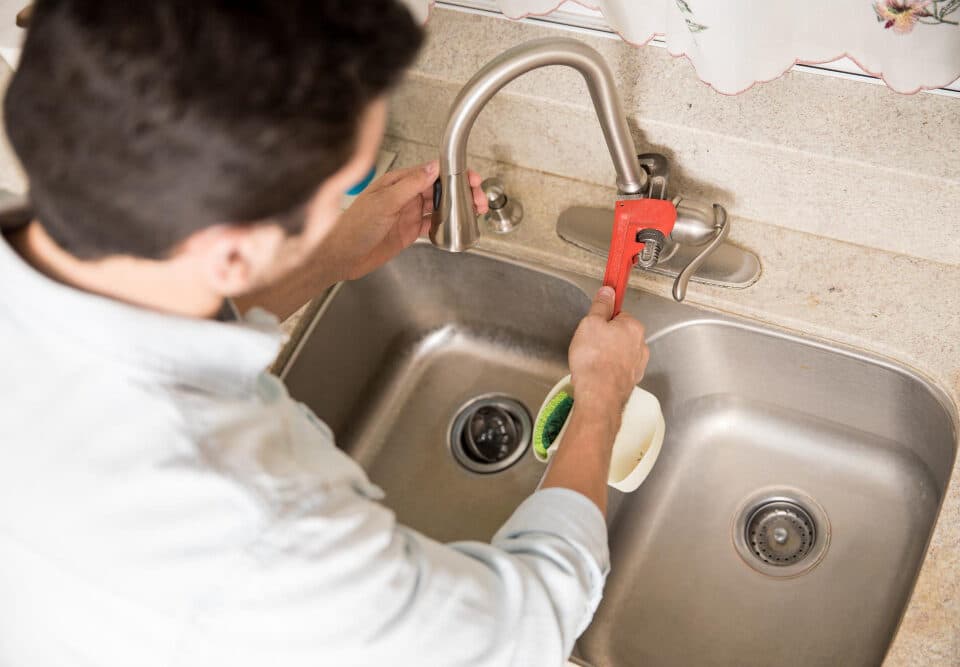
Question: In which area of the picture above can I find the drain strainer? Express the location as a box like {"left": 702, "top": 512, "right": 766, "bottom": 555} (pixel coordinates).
{"left": 732, "top": 489, "right": 830, "bottom": 578}
{"left": 746, "top": 501, "right": 815, "bottom": 566}
{"left": 449, "top": 395, "right": 531, "bottom": 474}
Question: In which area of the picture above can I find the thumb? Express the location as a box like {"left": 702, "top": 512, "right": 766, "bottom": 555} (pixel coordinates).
{"left": 382, "top": 160, "right": 439, "bottom": 210}
{"left": 588, "top": 286, "right": 616, "bottom": 321}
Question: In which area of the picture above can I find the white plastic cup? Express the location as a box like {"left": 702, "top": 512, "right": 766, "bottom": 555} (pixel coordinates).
{"left": 533, "top": 374, "right": 665, "bottom": 493}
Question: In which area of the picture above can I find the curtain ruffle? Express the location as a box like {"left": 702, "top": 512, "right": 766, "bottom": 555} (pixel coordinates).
{"left": 407, "top": 1, "right": 960, "bottom": 94}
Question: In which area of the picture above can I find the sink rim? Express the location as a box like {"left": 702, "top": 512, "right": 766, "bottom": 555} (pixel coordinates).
{"left": 282, "top": 242, "right": 959, "bottom": 447}
{"left": 645, "top": 316, "right": 959, "bottom": 440}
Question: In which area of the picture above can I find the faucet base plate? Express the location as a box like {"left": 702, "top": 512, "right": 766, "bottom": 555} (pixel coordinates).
{"left": 558, "top": 206, "right": 761, "bottom": 290}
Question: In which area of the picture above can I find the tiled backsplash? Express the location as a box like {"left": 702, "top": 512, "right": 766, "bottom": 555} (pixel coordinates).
{"left": 389, "top": 8, "right": 960, "bottom": 266}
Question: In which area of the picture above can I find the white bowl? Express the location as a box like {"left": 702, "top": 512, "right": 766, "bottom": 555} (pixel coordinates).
{"left": 534, "top": 374, "right": 665, "bottom": 493}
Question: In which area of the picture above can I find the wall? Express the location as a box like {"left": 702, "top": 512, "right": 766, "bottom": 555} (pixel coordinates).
{"left": 388, "top": 8, "right": 960, "bottom": 266}
{"left": 0, "top": 60, "right": 25, "bottom": 194}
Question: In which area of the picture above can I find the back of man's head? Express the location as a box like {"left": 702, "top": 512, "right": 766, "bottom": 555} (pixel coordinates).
{"left": 4, "top": 0, "right": 422, "bottom": 260}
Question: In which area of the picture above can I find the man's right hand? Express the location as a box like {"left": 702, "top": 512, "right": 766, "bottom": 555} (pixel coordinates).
{"left": 568, "top": 286, "right": 650, "bottom": 412}
{"left": 541, "top": 286, "right": 649, "bottom": 515}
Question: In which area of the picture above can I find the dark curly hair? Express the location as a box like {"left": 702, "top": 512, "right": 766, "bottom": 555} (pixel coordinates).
{"left": 4, "top": 0, "right": 423, "bottom": 259}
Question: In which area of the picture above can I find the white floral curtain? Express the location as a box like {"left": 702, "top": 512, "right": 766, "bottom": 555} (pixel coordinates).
{"left": 407, "top": 1, "right": 960, "bottom": 94}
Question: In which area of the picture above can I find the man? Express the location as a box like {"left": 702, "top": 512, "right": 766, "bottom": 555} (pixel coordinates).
{"left": 0, "top": 2, "right": 649, "bottom": 666}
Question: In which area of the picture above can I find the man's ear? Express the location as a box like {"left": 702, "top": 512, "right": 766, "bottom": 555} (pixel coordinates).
{"left": 179, "top": 223, "right": 287, "bottom": 297}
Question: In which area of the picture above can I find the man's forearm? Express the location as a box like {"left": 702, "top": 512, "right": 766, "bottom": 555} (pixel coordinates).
{"left": 233, "top": 263, "right": 336, "bottom": 321}
{"left": 540, "top": 398, "right": 623, "bottom": 516}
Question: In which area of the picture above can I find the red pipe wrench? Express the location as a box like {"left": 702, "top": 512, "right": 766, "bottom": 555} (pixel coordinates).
{"left": 602, "top": 198, "right": 677, "bottom": 316}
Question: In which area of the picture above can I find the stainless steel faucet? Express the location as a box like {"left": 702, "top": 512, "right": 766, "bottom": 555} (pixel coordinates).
{"left": 430, "top": 37, "right": 648, "bottom": 252}
{"left": 430, "top": 37, "right": 760, "bottom": 301}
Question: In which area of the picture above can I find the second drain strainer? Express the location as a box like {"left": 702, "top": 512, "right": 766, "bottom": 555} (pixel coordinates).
{"left": 733, "top": 489, "right": 830, "bottom": 578}
{"left": 746, "top": 500, "right": 815, "bottom": 566}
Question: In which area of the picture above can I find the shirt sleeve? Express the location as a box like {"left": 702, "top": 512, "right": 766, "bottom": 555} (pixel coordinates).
{"left": 181, "top": 481, "right": 609, "bottom": 667}
{"left": 484, "top": 487, "right": 610, "bottom": 643}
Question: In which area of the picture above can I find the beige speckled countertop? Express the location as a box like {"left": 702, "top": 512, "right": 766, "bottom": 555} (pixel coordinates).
{"left": 282, "top": 137, "right": 959, "bottom": 664}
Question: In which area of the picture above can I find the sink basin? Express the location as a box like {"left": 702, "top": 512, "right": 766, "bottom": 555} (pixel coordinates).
{"left": 281, "top": 243, "right": 957, "bottom": 666}
{"left": 283, "top": 244, "right": 589, "bottom": 542}
{"left": 580, "top": 315, "right": 956, "bottom": 666}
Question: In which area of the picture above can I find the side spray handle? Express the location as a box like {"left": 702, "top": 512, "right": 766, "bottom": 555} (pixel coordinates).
{"left": 601, "top": 198, "right": 677, "bottom": 316}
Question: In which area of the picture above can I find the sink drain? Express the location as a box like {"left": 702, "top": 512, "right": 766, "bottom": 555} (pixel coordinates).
{"left": 746, "top": 501, "right": 815, "bottom": 566}
{"left": 450, "top": 395, "right": 531, "bottom": 473}
{"left": 732, "top": 489, "right": 830, "bottom": 578}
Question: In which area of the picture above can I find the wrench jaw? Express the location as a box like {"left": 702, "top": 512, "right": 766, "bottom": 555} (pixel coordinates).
{"left": 601, "top": 198, "right": 677, "bottom": 316}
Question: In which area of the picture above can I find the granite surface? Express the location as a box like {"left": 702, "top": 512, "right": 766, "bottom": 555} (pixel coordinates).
{"left": 348, "top": 136, "right": 959, "bottom": 665}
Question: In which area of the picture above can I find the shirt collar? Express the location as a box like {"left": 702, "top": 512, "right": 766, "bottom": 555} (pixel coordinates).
{"left": 0, "top": 234, "right": 286, "bottom": 396}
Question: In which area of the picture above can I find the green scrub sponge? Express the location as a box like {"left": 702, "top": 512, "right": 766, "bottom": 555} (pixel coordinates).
{"left": 533, "top": 391, "right": 574, "bottom": 459}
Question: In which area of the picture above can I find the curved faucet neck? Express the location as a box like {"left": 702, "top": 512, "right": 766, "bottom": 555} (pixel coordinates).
{"left": 432, "top": 37, "right": 647, "bottom": 252}
{"left": 439, "top": 37, "right": 646, "bottom": 195}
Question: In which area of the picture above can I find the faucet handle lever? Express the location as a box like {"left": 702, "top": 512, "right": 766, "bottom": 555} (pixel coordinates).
{"left": 671, "top": 202, "right": 730, "bottom": 302}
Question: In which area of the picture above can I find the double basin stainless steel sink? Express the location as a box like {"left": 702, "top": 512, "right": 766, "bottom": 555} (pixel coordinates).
{"left": 281, "top": 243, "right": 957, "bottom": 666}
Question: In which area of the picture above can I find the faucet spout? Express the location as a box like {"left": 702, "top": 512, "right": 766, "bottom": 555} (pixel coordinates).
{"left": 431, "top": 37, "right": 647, "bottom": 252}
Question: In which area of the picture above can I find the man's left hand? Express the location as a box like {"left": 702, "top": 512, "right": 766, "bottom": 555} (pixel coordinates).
{"left": 339, "top": 160, "right": 488, "bottom": 281}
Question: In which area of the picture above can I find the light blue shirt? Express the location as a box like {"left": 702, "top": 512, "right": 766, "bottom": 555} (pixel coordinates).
{"left": 0, "top": 235, "right": 609, "bottom": 667}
